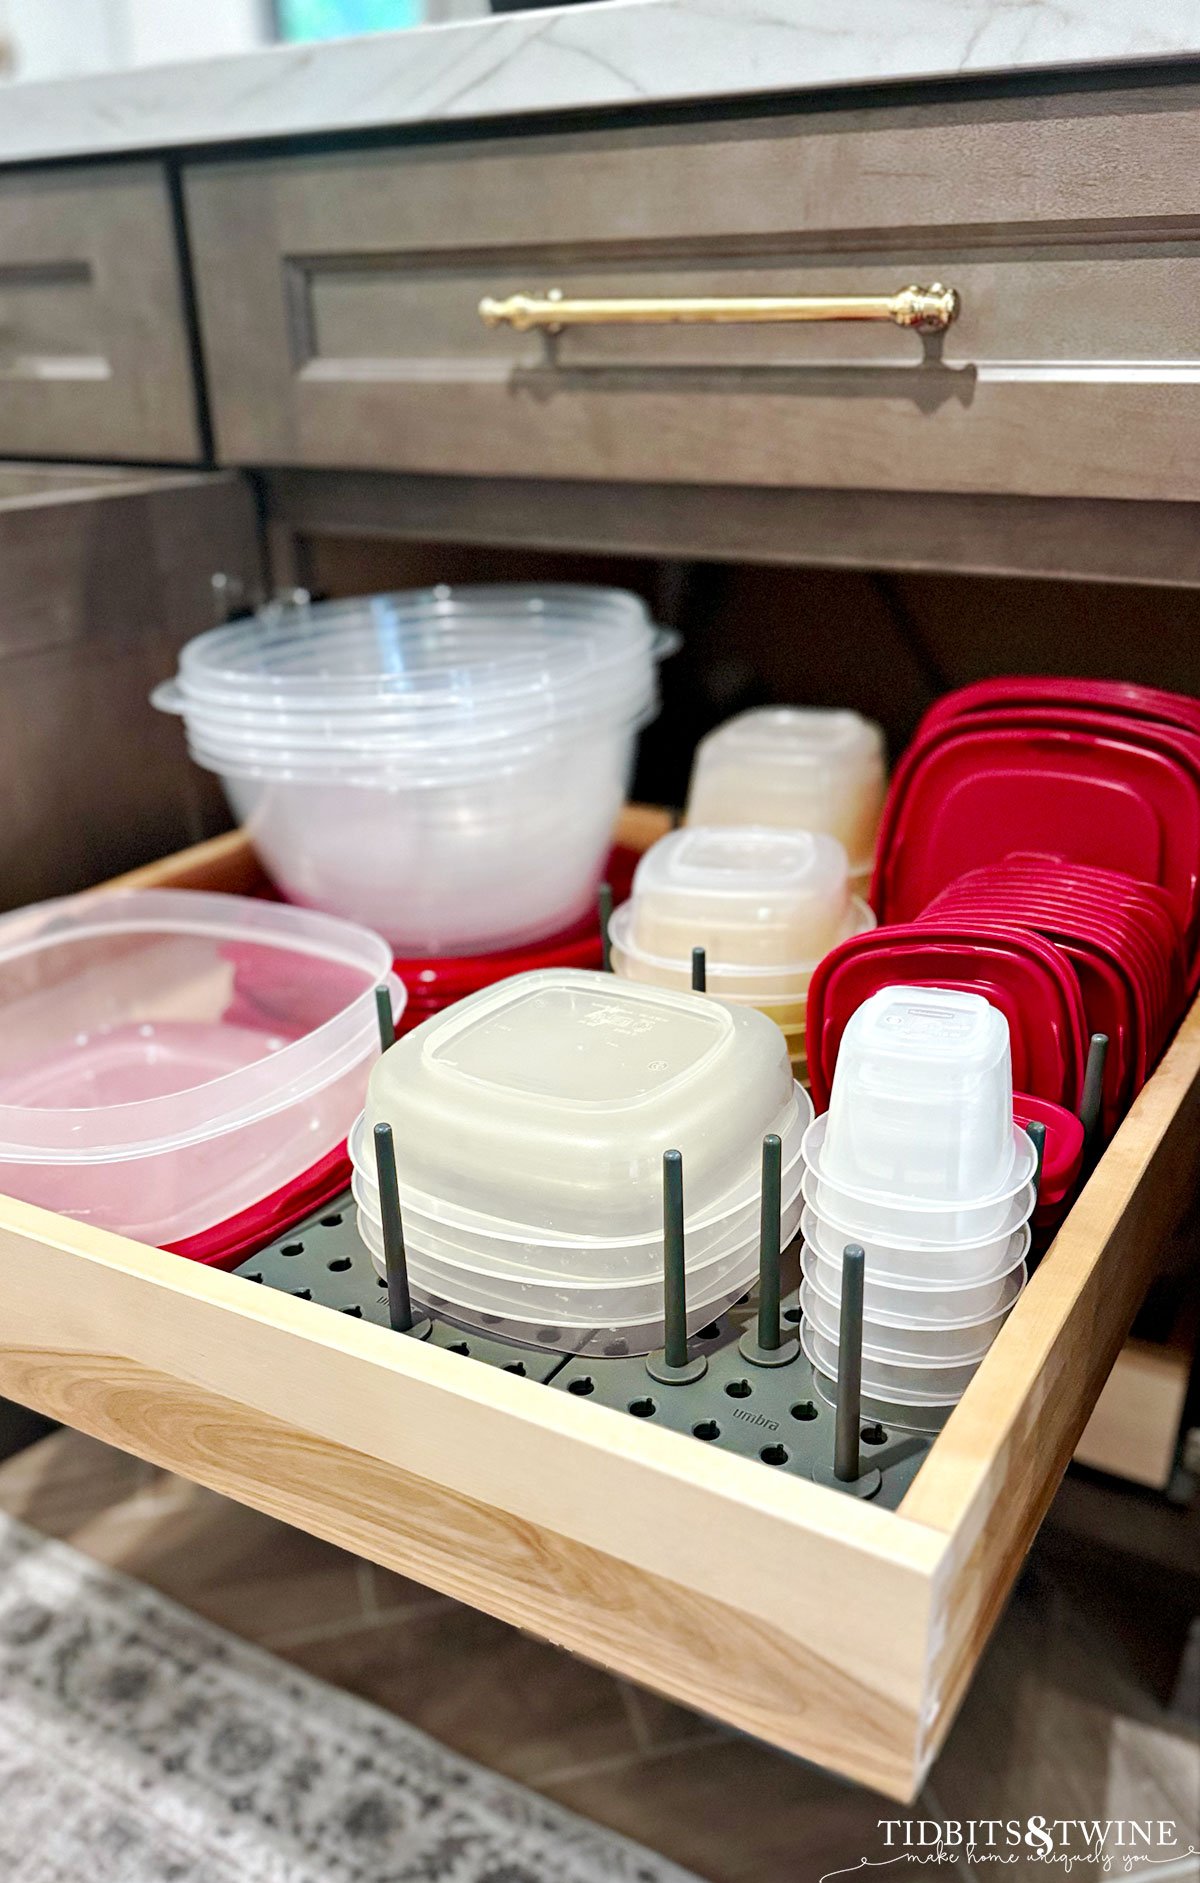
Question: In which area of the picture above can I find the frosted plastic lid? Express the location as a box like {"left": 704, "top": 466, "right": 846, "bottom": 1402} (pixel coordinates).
{"left": 366, "top": 967, "right": 797, "bottom": 1236}
{"left": 697, "top": 707, "right": 884, "bottom": 776}
{"left": 628, "top": 825, "right": 851, "bottom": 965}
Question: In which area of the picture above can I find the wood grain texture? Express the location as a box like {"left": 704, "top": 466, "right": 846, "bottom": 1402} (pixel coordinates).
{"left": 259, "top": 468, "right": 1200, "bottom": 590}
{"left": 0, "top": 166, "right": 200, "bottom": 462}
{"left": 0, "top": 468, "right": 259, "bottom": 907}
{"left": 902, "top": 990, "right": 1200, "bottom": 1771}
{"left": 186, "top": 81, "right": 1200, "bottom": 501}
{"left": 0, "top": 1196, "right": 941, "bottom": 1799}
{"left": 2, "top": 812, "right": 1194, "bottom": 1798}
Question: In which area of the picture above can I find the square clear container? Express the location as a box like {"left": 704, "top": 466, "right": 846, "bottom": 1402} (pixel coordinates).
{"left": 350, "top": 1100, "right": 807, "bottom": 1281}
{"left": 0, "top": 888, "right": 399, "bottom": 1244}
{"left": 684, "top": 708, "right": 886, "bottom": 874}
{"left": 627, "top": 826, "right": 852, "bottom": 966}
{"left": 816, "top": 987, "right": 1026, "bottom": 1202}
{"left": 365, "top": 969, "right": 803, "bottom": 1239}
{"left": 608, "top": 895, "right": 875, "bottom": 1002}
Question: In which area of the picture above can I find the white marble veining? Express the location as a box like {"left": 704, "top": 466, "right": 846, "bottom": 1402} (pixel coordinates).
{"left": 1, "top": 0, "right": 1200, "bottom": 164}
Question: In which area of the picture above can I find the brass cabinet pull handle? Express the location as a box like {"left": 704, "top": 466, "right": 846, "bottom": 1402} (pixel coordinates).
{"left": 479, "top": 283, "right": 960, "bottom": 335}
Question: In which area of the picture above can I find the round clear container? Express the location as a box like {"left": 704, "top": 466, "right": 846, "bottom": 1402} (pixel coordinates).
{"left": 817, "top": 987, "right": 1023, "bottom": 1202}
{"left": 627, "top": 825, "right": 851, "bottom": 964}
{"left": 684, "top": 707, "right": 887, "bottom": 874}
{"left": 800, "top": 1211, "right": 1030, "bottom": 1306}
{"left": 366, "top": 971, "right": 807, "bottom": 1239}
{"left": 809, "top": 1364, "right": 958, "bottom": 1435}
{"left": 219, "top": 725, "right": 638, "bottom": 954}
{"left": 802, "top": 1320, "right": 986, "bottom": 1399}
{"left": 0, "top": 888, "right": 399, "bottom": 1244}
{"left": 799, "top": 1277, "right": 1020, "bottom": 1363}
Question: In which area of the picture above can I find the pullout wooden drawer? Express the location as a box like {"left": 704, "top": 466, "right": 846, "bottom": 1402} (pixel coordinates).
{"left": 0, "top": 817, "right": 1197, "bottom": 1800}
{"left": 0, "top": 166, "right": 202, "bottom": 462}
{"left": 186, "top": 79, "right": 1200, "bottom": 501}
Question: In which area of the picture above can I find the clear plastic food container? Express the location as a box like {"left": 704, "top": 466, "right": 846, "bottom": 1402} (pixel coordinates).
{"left": 685, "top": 707, "right": 887, "bottom": 877}
{"left": 813, "top": 987, "right": 1030, "bottom": 1203}
{"left": 800, "top": 1210, "right": 1030, "bottom": 1304}
{"left": 154, "top": 585, "right": 674, "bottom": 955}
{"left": 609, "top": 896, "right": 875, "bottom": 1001}
{"left": 350, "top": 1099, "right": 807, "bottom": 1281}
{"left": 799, "top": 1276, "right": 1021, "bottom": 1363}
{"left": 802, "top": 1320, "right": 985, "bottom": 1401}
{"left": 627, "top": 826, "right": 852, "bottom": 965}
{"left": 0, "top": 888, "right": 399, "bottom": 1244}
{"left": 364, "top": 969, "right": 804, "bottom": 1239}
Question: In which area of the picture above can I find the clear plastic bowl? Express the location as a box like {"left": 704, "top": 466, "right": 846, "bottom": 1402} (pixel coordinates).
{"left": 0, "top": 888, "right": 399, "bottom": 1244}
{"left": 219, "top": 725, "right": 639, "bottom": 954}
{"left": 800, "top": 1211, "right": 1030, "bottom": 1305}
{"left": 809, "top": 1364, "right": 958, "bottom": 1435}
{"left": 168, "top": 586, "right": 660, "bottom": 712}
{"left": 815, "top": 986, "right": 1026, "bottom": 1203}
{"left": 685, "top": 707, "right": 887, "bottom": 874}
{"left": 803, "top": 1320, "right": 986, "bottom": 1399}
{"left": 804, "top": 1105, "right": 1037, "bottom": 1234}
{"left": 366, "top": 970, "right": 807, "bottom": 1239}
{"left": 350, "top": 1100, "right": 806, "bottom": 1280}
{"left": 626, "top": 825, "right": 852, "bottom": 965}
{"left": 800, "top": 1158, "right": 1036, "bottom": 1248}
{"left": 799, "top": 1276, "right": 1020, "bottom": 1363}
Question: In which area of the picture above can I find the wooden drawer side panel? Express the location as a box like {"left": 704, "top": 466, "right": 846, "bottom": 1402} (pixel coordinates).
{"left": 903, "top": 992, "right": 1200, "bottom": 1772}
{"left": 0, "top": 1197, "right": 944, "bottom": 1799}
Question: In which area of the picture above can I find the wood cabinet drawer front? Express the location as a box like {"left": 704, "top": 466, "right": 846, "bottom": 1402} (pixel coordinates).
{"left": 0, "top": 166, "right": 200, "bottom": 462}
{"left": 0, "top": 819, "right": 1196, "bottom": 1801}
{"left": 186, "top": 83, "right": 1200, "bottom": 498}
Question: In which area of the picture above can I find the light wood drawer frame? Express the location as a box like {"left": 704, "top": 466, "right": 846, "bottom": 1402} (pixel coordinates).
{"left": 0, "top": 816, "right": 1196, "bottom": 1801}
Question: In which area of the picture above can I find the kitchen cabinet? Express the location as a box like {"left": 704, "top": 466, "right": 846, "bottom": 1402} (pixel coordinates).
{"left": 0, "top": 166, "right": 203, "bottom": 463}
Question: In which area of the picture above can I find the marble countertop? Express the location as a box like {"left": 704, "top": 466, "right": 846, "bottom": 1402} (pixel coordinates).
{"left": 2, "top": 0, "right": 1200, "bottom": 166}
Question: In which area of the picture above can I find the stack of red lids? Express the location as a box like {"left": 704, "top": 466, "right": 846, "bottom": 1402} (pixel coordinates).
{"left": 810, "top": 678, "right": 1200, "bottom": 1228}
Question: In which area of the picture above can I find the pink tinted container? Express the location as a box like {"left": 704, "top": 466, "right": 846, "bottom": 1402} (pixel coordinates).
{"left": 0, "top": 888, "right": 399, "bottom": 1244}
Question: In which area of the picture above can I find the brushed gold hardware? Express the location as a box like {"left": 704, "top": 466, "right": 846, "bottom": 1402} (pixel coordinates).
{"left": 479, "top": 284, "right": 960, "bottom": 335}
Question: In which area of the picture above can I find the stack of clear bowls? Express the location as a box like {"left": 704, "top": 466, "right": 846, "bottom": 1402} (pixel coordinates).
{"left": 685, "top": 707, "right": 887, "bottom": 895}
{"left": 608, "top": 826, "right": 875, "bottom": 1081}
{"left": 350, "top": 967, "right": 814, "bottom": 1356}
{"left": 154, "top": 585, "right": 674, "bottom": 956}
{"left": 799, "top": 985, "right": 1035, "bottom": 1431}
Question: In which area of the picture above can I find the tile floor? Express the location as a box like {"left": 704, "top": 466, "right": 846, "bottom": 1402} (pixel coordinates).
{"left": 0, "top": 1429, "right": 1195, "bottom": 1883}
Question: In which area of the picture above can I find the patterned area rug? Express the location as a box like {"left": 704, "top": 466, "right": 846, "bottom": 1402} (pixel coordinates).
{"left": 0, "top": 1513, "right": 701, "bottom": 1883}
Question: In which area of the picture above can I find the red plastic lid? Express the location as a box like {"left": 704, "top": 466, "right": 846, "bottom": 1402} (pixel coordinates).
{"left": 873, "top": 726, "right": 1200, "bottom": 938}
{"left": 805, "top": 923, "right": 1088, "bottom": 1113}
{"left": 165, "top": 1140, "right": 351, "bottom": 1270}
{"left": 918, "top": 676, "right": 1200, "bottom": 743}
{"left": 1014, "top": 1093, "right": 1085, "bottom": 1211}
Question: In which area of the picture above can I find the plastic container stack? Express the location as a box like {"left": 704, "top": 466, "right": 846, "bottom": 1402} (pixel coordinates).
{"left": 608, "top": 825, "right": 874, "bottom": 1082}
{"left": 0, "top": 888, "right": 401, "bottom": 1246}
{"left": 800, "top": 984, "right": 1035, "bottom": 1432}
{"left": 154, "top": 585, "right": 674, "bottom": 956}
{"left": 684, "top": 707, "right": 887, "bottom": 894}
{"left": 350, "top": 967, "right": 813, "bottom": 1356}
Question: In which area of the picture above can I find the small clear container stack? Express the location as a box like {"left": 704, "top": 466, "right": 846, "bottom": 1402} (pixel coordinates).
{"left": 608, "top": 825, "right": 874, "bottom": 1081}
{"left": 154, "top": 585, "right": 674, "bottom": 956}
{"left": 350, "top": 968, "right": 814, "bottom": 1356}
{"left": 799, "top": 985, "right": 1035, "bottom": 1430}
{"left": 684, "top": 707, "right": 887, "bottom": 896}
